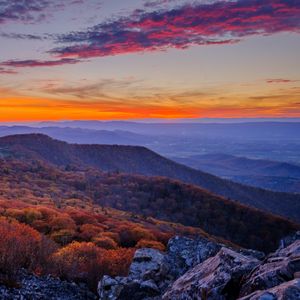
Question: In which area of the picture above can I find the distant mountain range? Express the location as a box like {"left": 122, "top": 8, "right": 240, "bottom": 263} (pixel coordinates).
{"left": 1, "top": 133, "right": 300, "bottom": 223}
{"left": 1, "top": 122, "right": 300, "bottom": 164}
{"left": 0, "top": 126, "right": 150, "bottom": 145}
{"left": 172, "top": 154, "right": 300, "bottom": 193}
{"left": 0, "top": 123, "right": 299, "bottom": 193}
{"left": 28, "top": 120, "right": 300, "bottom": 140}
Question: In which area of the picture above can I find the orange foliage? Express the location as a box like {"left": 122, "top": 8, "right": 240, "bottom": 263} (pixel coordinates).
{"left": 92, "top": 236, "right": 118, "bottom": 249}
{"left": 136, "top": 239, "right": 166, "bottom": 251}
{"left": 52, "top": 241, "right": 134, "bottom": 290}
{"left": 0, "top": 217, "right": 56, "bottom": 281}
{"left": 79, "top": 224, "right": 104, "bottom": 242}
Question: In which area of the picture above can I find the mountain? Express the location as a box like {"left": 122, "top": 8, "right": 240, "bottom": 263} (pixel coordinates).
{"left": 172, "top": 154, "right": 300, "bottom": 193}
{"left": 1, "top": 124, "right": 300, "bottom": 164}
{"left": 33, "top": 121, "right": 300, "bottom": 140}
{"left": 0, "top": 155, "right": 298, "bottom": 253}
{"left": 0, "top": 126, "right": 149, "bottom": 145}
{"left": 1, "top": 134, "right": 300, "bottom": 223}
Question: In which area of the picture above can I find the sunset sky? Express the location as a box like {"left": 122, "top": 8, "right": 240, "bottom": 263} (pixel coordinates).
{"left": 0, "top": 0, "right": 299, "bottom": 121}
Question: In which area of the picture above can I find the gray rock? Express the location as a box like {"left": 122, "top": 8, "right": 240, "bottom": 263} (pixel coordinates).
{"left": 238, "top": 249, "right": 266, "bottom": 261}
{"left": 129, "top": 248, "right": 168, "bottom": 281}
{"left": 98, "top": 236, "right": 226, "bottom": 300}
{"left": 238, "top": 279, "right": 300, "bottom": 300}
{"left": 166, "top": 236, "right": 222, "bottom": 278}
{"left": 240, "top": 240, "right": 300, "bottom": 297}
{"left": 98, "top": 248, "right": 168, "bottom": 300}
{"left": 163, "top": 247, "right": 260, "bottom": 300}
{"left": 0, "top": 271, "right": 96, "bottom": 300}
{"left": 98, "top": 234, "right": 300, "bottom": 300}
{"left": 98, "top": 275, "right": 124, "bottom": 300}
{"left": 278, "top": 231, "right": 300, "bottom": 250}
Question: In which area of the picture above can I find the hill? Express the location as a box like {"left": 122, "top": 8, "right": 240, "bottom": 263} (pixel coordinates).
{"left": 172, "top": 154, "right": 300, "bottom": 193}
{"left": 34, "top": 121, "right": 300, "bottom": 140}
{"left": 0, "top": 157, "right": 298, "bottom": 253}
{"left": 0, "top": 134, "right": 300, "bottom": 222}
{"left": 0, "top": 126, "right": 149, "bottom": 145}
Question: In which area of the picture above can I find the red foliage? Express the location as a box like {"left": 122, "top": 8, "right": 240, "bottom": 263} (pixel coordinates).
{"left": 52, "top": 241, "right": 134, "bottom": 290}
{"left": 0, "top": 217, "right": 56, "bottom": 282}
{"left": 136, "top": 239, "right": 166, "bottom": 251}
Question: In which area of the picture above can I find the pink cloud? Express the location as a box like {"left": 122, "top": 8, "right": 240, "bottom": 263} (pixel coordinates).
{"left": 51, "top": 0, "right": 300, "bottom": 58}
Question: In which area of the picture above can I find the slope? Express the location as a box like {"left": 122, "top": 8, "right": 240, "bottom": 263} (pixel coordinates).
{"left": 0, "top": 133, "right": 300, "bottom": 222}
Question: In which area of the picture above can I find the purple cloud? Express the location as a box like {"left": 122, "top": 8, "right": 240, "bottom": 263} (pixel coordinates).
{"left": 0, "top": 32, "right": 44, "bottom": 40}
{"left": 1, "top": 58, "right": 81, "bottom": 68}
{"left": 50, "top": 0, "right": 300, "bottom": 59}
{"left": 0, "top": 0, "right": 88, "bottom": 24}
{"left": 0, "top": 67, "right": 17, "bottom": 74}
{"left": 0, "top": 0, "right": 50, "bottom": 24}
{"left": 266, "top": 79, "right": 299, "bottom": 84}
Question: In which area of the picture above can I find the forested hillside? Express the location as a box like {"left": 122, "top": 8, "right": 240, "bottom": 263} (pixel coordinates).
{"left": 0, "top": 157, "right": 297, "bottom": 253}
{"left": 0, "top": 134, "right": 300, "bottom": 222}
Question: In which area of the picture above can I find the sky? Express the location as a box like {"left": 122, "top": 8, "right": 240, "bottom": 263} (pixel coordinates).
{"left": 0, "top": 0, "right": 299, "bottom": 121}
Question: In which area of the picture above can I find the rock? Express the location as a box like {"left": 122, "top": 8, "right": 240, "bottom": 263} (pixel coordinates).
{"left": 98, "top": 236, "right": 267, "bottom": 300}
{"left": 239, "top": 240, "right": 300, "bottom": 297}
{"left": 98, "top": 275, "right": 124, "bottom": 300}
{"left": 238, "top": 249, "right": 266, "bottom": 261}
{"left": 238, "top": 279, "right": 300, "bottom": 300}
{"left": 166, "top": 236, "right": 222, "bottom": 278}
{"left": 98, "top": 277, "right": 161, "bottom": 300}
{"left": 98, "top": 234, "right": 299, "bottom": 300}
{"left": 98, "top": 248, "right": 169, "bottom": 300}
{"left": 98, "top": 236, "right": 227, "bottom": 300}
{"left": 278, "top": 231, "right": 300, "bottom": 250}
{"left": 163, "top": 247, "right": 260, "bottom": 300}
{"left": 129, "top": 248, "right": 168, "bottom": 281}
{"left": 0, "top": 270, "right": 96, "bottom": 300}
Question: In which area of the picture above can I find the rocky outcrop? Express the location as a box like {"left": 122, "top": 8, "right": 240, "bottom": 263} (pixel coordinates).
{"left": 163, "top": 247, "right": 260, "bottom": 300}
{"left": 166, "top": 236, "right": 222, "bottom": 278}
{"left": 238, "top": 279, "right": 300, "bottom": 300}
{"left": 98, "top": 233, "right": 300, "bottom": 300}
{"left": 98, "top": 236, "right": 223, "bottom": 300}
{"left": 98, "top": 248, "right": 170, "bottom": 300}
{"left": 278, "top": 231, "right": 300, "bottom": 249}
{"left": 0, "top": 270, "right": 96, "bottom": 300}
{"left": 239, "top": 239, "right": 300, "bottom": 297}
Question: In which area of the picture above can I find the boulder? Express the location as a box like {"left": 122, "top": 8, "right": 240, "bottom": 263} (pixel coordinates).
{"left": 163, "top": 247, "right": 260, "bottom": 300}
{"left": 129, "top": 248, "right": 169, "bottom": 282}
{"left": 98, "top": 248, "right": 169, "bottom": 300}
{"left": 238, "top": 279, "right": 300, "bottom": 300}
{"left": 239, "top": 240, "right": 300, "bottom": 297}
{"left": 278, "top": 231, "right": 300, "bottom": 250}
{"left": 166, "top": 236, "right": 222, "bottom": 278}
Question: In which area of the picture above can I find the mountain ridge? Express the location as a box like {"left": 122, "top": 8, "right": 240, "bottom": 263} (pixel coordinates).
{"left": 1, "top": 133, "right": 300, "bottom": 222}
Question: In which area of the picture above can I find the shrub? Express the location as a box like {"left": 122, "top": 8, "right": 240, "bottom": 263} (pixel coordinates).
{"left": 92, "top": 236, "right": 118, "bottom": 249}
{"left": 52, "top": 242, "right": 100, "bottom": 288}
{"left": 52, "top": 242, "right": 134, "bottom": 290}
{"left": 51, "top": 229, "right": 76, "bottom": 245}
{"left": 0, "top": 217, "right": 54, "bottom": 283}
{"left": 136, "top": 239, "right": 166, "bottom": 251}
{"left": 79, "top": 224, "right": 103, "bottom": 241}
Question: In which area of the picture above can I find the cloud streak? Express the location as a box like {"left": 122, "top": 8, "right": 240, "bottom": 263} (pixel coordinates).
{"left": 0, "top": 67, "right": 17, "bottom": 74}
{"left": 1, "top": 58, "right": 81, "bottom": 68}
{"left": 266, "top": 79, "right": 299, "bottom": 84}
{"left": 0, "top": 0, "right": 88, "bottom": 24}
{"left": 51, "top": 0, "right": 300, "bottom": 59}
{"left": 0, "top": 32, "right": 45, "bottom": 40}
{"left": 0, "top": 0, "right": 49, "bottom": 24}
